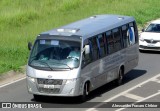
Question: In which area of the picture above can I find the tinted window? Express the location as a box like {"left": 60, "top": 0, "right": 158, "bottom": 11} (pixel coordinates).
{"left": 113, "top": 28, "right": 122, "bottom": 51}
{"left": 90, "top": 37, "right": 99, "bottom": 60}
{"left": 133, "top": 22, "right": 138, "bottom": 43}
{"left": 98, "top": 34, "right": 106, "bottom": 57}
{"left": 106, "top": 31, "right": 114, "bottom": 54}
{"left": 82, "top": 40, "right": 92, "bottom": 68}
{"left": 122, "top": 25, "right": 130, "bottom": 48}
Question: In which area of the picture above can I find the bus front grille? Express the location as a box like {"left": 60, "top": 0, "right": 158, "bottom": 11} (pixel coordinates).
{"left": 37, "top": 78, "right": 63, "bottom": 85}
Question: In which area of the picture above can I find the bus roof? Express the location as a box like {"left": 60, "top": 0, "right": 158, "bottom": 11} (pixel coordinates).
{"left": 40, "top": 14, "right": 135, "bottom": 40}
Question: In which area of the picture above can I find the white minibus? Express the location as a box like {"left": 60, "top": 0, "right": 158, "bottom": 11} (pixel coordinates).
{"left": 26, "top": 14, "right": 139, "bottom": 101}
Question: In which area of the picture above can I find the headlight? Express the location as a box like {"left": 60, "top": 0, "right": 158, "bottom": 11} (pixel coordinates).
{"left": 65, "top": 78, "right": 77, "bottom": 84}
{"left": 27, "top": 76, "right": 35, "bottom": 83}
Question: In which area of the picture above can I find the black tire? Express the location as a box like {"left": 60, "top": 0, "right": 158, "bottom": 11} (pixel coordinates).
{"left": 139, "top": 49, "right": 144, "bottom": 53}
{"left": 79, "top": 83, "right": 89, "bottom": 102}
{"left": 33, "top": 94, "right": 41, "bottom": 101}
{"left": 115, "top": 68, "right": 124, "bottom": 86}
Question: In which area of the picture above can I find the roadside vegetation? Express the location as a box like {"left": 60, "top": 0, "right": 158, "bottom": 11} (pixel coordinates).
{"left": 1, "top": 0, "right": 160, "bottom": 74}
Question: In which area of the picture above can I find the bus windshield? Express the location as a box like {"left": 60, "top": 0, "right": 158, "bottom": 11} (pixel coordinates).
{"left": 28, "top": 39, "right": 81, "bottom": 70}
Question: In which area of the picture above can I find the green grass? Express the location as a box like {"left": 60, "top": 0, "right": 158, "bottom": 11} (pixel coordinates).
{"left": 1, "top": 0, "right": 160, "bottom": 74}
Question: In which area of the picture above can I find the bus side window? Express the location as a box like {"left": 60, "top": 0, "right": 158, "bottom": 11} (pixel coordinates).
{"left": 106, "top": 31, "right": 114, "bottom": 54}
{"left": 91, "top": 37, "right": 99, "bottom": 60}
{"left": 98, "top": 34, "right": 106, "bottom": 57}
{"left": 112, "top": 28, "right": 122, "bottom": 52}
{"left": 88, "top": 39, "right": 93, "bottom": 59}
{"left": 82, "top": 40, "right": 92, "bottom": 68}
{"left": 122, "top": 25, "right": 130, "bottom": 48}
{"left": 103, "top": 33, "right": 107, "bottom": 55}
{"left": 133, "top": 22, "right": 138, "bottom": 43}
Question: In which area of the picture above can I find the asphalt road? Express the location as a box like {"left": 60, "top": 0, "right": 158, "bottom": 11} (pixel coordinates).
{"left": 0, "top": 51, "right": 160, "bottom": 111}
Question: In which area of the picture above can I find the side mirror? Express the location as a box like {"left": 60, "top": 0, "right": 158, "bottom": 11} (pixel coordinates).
{"left": 142, "top": 29, "right": 144, "bottom": 32}
{"left": 28, "top": 42, "right": 32, "bottom": 50}
{"left": 84, "top": 45, "right": 90, "bottom": 55}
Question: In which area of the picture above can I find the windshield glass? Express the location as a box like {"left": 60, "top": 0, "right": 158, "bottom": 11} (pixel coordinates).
{"left": 145, "top": 23, "right": 160, "bottom": 33}
{"left": 28, "top": 39, "right": 81, "bottom": 70}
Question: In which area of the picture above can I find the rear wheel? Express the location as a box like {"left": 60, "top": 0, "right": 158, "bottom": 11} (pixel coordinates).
{"left": 115, "top": 68, "right": 124, "bottom": 86}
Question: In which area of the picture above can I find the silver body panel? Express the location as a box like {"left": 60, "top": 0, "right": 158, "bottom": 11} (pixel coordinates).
{"left": 80, "top": 44, "right": 139, "bottom": 92}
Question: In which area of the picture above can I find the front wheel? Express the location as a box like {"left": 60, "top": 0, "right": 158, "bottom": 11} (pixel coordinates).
{"left": 33, "top": 94, "right": 42, "bottom": 101}
{"left": 79, "top": 83, "right": 89, "bottom": 102}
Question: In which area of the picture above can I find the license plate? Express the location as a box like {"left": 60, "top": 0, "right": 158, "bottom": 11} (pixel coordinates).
{"left": 43, "top": 85, "right": 55, "bottom": 89}
{"left": 147, "top": 44, "right": 155, "bottom": 47}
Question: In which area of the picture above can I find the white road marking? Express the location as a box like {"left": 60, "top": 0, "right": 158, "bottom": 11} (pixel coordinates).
{"left": 116, "top": 91, "right": 160, "bottom": 111}
{"left": 155, "top": 80, "right": 160, "bottom": 83}
{"left": 151, "top": 78, "right": 160, "bottom": 83}
{"left": 92, "top": 110, "right": 98, "bottom": 111}
{"left": 123, "top": 93, "right": 144, "bottom": 101}
{"left": 156, "top": 81, "right": 160, "bottom": 83}
{"left": 0, "top": 77, "right": 26, "bottom": 88}
{"left": 86, "top": 73, "right": 160, "bottom": 111}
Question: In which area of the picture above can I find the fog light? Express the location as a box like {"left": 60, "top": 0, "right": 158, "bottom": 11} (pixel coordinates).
{"left": 29, "top": 88, "right": 32, "bottom": 92}
{"left": 69, "top": 88, "right": 75, "bottom": 94}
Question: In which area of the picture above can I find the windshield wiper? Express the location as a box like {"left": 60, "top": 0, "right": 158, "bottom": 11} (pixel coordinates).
{"left": 50, "top": 61, "right": 73, "bottom": 70}
{"left": 61, "top": 63, "right": 73, "bottom": 70}
{"left": 37, "top": 60, "right": 54, "bottom": 71}
{"left": 29, "top": 56, "right": 73, "bottom": 70}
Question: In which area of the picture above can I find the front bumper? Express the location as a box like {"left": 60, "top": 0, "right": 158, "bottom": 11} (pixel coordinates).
{"left": 26, "top": 77, "right": 82, "bottom": 97}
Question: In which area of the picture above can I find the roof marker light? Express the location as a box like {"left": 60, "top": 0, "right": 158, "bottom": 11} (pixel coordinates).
{"left": 57, "top": 28, "right": 79, "bottom": 33}
{"left": 68, "top": 29, "right": 79, "bottom": 33}
{"left": 57, "top": 29, "right": 64, "bottom": 32}
{"left": 118, "top": 17, "right": 124, "bottom": 20}
{"left": 90, "top": 16, "right": 96, "bottom": 19}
